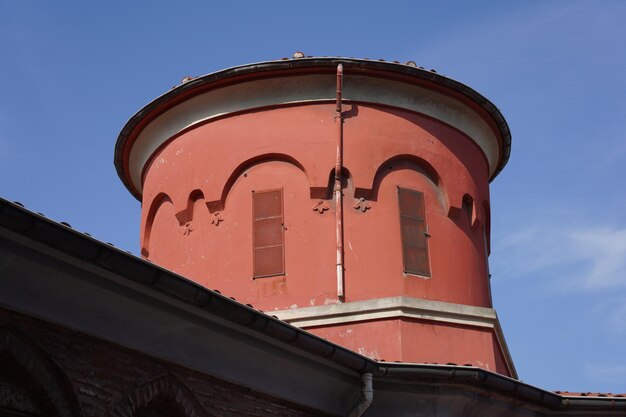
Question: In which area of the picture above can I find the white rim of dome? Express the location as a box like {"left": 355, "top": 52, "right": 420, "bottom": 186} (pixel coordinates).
{"left": 115, "top": 58, "right": 511, "bottom": 200}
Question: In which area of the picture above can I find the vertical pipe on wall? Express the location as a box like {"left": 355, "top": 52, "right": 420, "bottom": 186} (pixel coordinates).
{"left": 348, "top": 373, "right": 373, "bottom": 417}
{"left": 335, "top": 64, "right": 345, "bottom": 300}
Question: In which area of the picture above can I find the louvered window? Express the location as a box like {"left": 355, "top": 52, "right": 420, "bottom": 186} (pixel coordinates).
{"left": 252, "top": 189, "right": 285, "bottom": 278}
{"left": 398, "top": 187, "right": 430, "bottom": 276}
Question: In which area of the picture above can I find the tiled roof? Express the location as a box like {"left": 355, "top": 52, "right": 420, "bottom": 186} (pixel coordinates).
{"left": 556, "top": 391, "right": 626, "bottom": 398}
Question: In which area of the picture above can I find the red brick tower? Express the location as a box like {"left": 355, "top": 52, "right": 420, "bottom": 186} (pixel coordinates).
{"left": 115, "top": 57, "right": 515, "bottom": 376}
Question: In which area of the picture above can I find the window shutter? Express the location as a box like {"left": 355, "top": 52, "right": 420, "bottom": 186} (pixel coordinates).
{"left": 252, "top": 189, "right": 285, "bottom": 278}
{"left": 398, "top": 187, "right": 430, "bottom": 276}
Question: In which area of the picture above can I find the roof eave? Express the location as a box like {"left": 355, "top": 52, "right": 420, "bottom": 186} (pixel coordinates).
{"left": 4, "top": 198, "right": 624, "bottom": 415}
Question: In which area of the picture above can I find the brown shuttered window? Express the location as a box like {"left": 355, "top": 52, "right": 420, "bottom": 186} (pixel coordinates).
{"left": 252, "top": 189, "right": 285, "bottom": 278}
{"left": 398, "top": 187, "right": 431, "bottom": 276}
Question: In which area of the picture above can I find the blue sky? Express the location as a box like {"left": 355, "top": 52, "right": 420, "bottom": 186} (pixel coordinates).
{"left": 2, "top": 1, "right": 625, "bottom": 394}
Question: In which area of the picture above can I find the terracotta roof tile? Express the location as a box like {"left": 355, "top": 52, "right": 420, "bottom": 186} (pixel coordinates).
{"left": 556, "top": 391, "right": 626, "bottom": 398}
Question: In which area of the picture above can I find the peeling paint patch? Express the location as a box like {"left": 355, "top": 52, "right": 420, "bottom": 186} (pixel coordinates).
{"left": 153, "top": 157, "right": 167, "bottom": 168}
{"left": 357, "top": 347, "right": 381, "bottom": 360}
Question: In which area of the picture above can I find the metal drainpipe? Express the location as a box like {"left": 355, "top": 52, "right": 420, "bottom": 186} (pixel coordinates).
{"left": 335, "top": 63, "right": 345, "bottom": 300}
{"left": 348, "top": 373, "right": 373, "bottom": 417}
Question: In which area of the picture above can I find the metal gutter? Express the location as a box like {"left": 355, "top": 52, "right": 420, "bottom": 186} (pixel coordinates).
{"left": 561, "top": 396, "right": 626, "bottom": 411}
{"left": 114, "top": 57, "right": 512, "bottom": 200}
{"left": 375, "top": 363, "right": 562, "bottom": 408}
{"left": 2, "top": 198, "right": 624, "bottom": 415}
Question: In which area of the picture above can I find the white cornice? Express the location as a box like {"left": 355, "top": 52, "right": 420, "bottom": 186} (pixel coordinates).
{"left": 128, "top": 74, "right": 500, "bottom": 194}
{"left": 273, "top": 296, "right": 517, "bottom": 378}
{"left": 273, "top": 296, "right": 495, "bottom": 327}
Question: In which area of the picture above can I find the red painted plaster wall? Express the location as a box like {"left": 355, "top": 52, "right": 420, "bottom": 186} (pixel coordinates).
{"left": 308, "top": 318, "right": 510, "bottom": 376}
{"left": 141, "top": 103, "right": 492, "bottom": 311}
{"left": 137, "top": 99, "right": 510, "bottom": 372}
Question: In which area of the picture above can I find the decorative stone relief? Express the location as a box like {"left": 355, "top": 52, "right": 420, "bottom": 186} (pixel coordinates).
{"left": 312, "top": 200, "right": 329, "bottom": 214}
{"left": 110, "top": 373, "right": 207, "bottom": 417}
{"left": 211, "top": 211, "right": 224, "bottom": 226}
{"left": 353, "top": 198, "right": 371, "bottom": 212}
{"left": 182, "top": 222, "right": 193, "bottom": 236}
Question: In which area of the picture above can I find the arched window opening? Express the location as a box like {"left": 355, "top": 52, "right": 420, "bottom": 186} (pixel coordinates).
{"left": 462, "top": 194, "right": 474, "bottom": 227}
{"left": 110, "top": 374, "right": 208, "bottom": 417}
{"left": 0, "top": 328, "right": 79, "bottom": 417}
